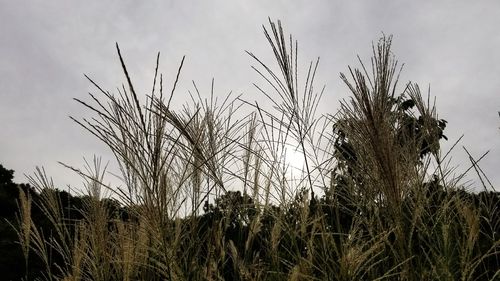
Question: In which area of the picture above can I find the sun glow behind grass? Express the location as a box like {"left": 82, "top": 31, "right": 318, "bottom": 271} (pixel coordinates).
{"left": 282, "top": 140, "right": 306, "bottom": 181}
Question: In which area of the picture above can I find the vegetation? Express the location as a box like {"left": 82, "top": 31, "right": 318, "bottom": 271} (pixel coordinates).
{"left": 2, "top": 19, "right": 499, "bottom": 280}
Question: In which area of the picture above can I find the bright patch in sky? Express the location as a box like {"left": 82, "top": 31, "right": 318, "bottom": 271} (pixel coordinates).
{"left": 283, "top": 141, "right": 306, "bottom": 179}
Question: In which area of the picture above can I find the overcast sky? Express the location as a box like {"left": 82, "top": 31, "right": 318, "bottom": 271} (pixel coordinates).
{"left": 1, "top": 0, "right": 499, "bottom": 192}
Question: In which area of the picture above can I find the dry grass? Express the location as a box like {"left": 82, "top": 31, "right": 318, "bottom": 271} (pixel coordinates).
{"left": 16, "top": 19, "right": 499, "bottom": 280}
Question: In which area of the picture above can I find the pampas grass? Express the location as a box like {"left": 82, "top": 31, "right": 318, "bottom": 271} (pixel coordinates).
{"left": 16, "top": 19, "right": 499, "bottom": 280}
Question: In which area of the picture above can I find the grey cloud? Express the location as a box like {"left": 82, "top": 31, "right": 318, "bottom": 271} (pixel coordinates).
{"left": 1, "top": 1, "right": 498, "bottom": 190}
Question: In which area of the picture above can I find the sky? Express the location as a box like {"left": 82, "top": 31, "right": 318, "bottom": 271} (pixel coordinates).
{"left": 1, "top": 0, "right": 499, "bottom": 192}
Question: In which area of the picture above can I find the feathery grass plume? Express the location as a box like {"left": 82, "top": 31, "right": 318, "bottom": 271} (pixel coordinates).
{"left": 25, "top": 168, "right": 76, "bottom": 280}
{"left": 334, "top": 35, "right": 448, "bottom": 276}
{"left": 14, "top": 186, "right": 32, "bottom": 280}
{"left": 246, "top": 18, "right": 325, "bottom": 200}
{"left": 337, "top": 36, "right": 405, "bottom": 211}
{"left": 17, "top": 18, "right": 500, "bottom": 280}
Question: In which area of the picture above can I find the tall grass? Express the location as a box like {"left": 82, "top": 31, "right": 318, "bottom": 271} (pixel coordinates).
{"left": 16, "top": 19, "right": 499, "bottom": 280}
